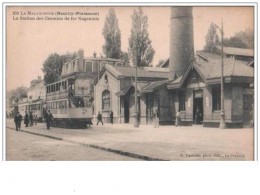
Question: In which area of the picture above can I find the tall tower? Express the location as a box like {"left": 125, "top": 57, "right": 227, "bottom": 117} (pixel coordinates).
{"left": 169, "top": 7, "right": 194, "bottom": 80}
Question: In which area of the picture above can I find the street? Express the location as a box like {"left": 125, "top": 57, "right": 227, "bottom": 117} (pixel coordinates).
{"left": 5, "top": 119, "right": 254, "bottom": 161}
{"left": 6, "top": 127, "right": 140, "bottom": 161}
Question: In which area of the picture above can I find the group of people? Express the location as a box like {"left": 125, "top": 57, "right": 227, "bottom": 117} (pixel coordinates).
{"left": 23, "top": 111, "right": 38, "bottom": 127}
{"left": 13, "top": 110, "right": 53, "bottom": 131}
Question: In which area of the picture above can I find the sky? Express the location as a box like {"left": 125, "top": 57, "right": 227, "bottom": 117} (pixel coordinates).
{"left": 6, "top": 6, "right": 254, "bottom": 90}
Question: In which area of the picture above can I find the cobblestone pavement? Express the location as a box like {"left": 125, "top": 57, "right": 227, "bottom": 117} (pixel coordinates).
{"left": 5, "top": 119, "right": 254, "bottom": 161}
{"left": 6, "top": 127, "right": 140, "bottom": 161}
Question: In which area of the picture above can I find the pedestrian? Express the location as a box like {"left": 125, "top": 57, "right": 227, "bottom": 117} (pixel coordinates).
{"left": 14, "top": 113, "right": 18, "bottom": 131}
{"left": 17, "top": 112, "right": 22, "bottom": 130}
{"left": 110, "top": 110, "right": 113, "bottom": 125}
{"left": 34, "top": 114, "right": 38, "bottom": 125}
{"left": 153, "top": 109, "right": 159, "bottom": 128}
{"left": 175, "top": 110, "right": 181, "bottom": 126}
{"left": 24, "top": 111, "right": 29, "bottom": 127}
{"left": 96, "top": 111, "right": 103, "bottom": 125}
{"left": 45, "top": 110, "right": 53, "bottom": 130}
{"left": 250, "top": 103, "right": 254, "bottom": 128}
{"left": 29, "top": 112, "right": 33, "bottom": 126}
{"left": 195, "top": 107, "right": 202, "bottom": 124}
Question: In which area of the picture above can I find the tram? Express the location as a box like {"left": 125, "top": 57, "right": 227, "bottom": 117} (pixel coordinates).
{"left": 18, "top": 98, "right": 46, "bottom": 122}
{"left": 45, "top": 76, "right": 93, "bottom": 128}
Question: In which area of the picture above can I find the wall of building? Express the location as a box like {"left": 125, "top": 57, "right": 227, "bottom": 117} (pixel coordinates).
{"left": 27, "top": 81, "right": 46, "bottom": 101}
{"left": 94, "top": 72, "right": 120, "bottom": 123}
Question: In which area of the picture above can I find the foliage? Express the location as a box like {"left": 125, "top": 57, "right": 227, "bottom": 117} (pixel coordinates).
{"left": 120, "top": 51, "right": 130, "bottom": 66}
{"left": 128, "top": 7, "right": 155, "bottom": 67}
{"left": 42, "top": 53, "right": 76, "bottom": 85}
{"left": 7, "top": 86, "right": 28, "bottom": 105}
{"left": 223, "top": 28, "right": 254, "bottom": 49}
{"left": 102, "top": 8, "right": 122, "bottom": 59}
{"left": 204, "top": 22, "right": 220, "bottom": 52}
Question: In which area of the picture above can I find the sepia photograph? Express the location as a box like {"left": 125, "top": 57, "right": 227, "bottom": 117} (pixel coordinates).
{"left": 5, "top": 5, "right": 255, "bottom": 161}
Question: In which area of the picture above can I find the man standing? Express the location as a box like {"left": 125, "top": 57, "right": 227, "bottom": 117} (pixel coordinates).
{"left": 45, "top": 110, "right": 53, "bottom": 130}
{"left": 96, "top": 111, "right": 103, "bottom": 125}
{"left": 17, "top": 112, "right": 22, "bottom": 130}
{"left": 24, "top": 111, "right": 29, "bottom": 127}
{"left": 110, "top": 110, "right": 113, "bottom": 125}
{"left": 14, "top": 113, "right": 18, "bottom": 131}
{"left": 153, "top": 109, "right": 159, "bottom": 128}
{"left": 175, "top": 110, "right": 181, "bottom": 126}
{"left": 29, "top": 112, "right": 33, "bottom": 126}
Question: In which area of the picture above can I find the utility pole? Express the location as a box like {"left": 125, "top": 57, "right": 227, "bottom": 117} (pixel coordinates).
{"left": 133, "top": 20, "right": 141, "bottom": 128}
{"left": 218, "top": 19, "right": 226, "bottom": 129}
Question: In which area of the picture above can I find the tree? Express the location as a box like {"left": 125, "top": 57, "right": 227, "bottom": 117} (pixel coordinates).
{"left": 41, "top": 53, "right": 76, "bottom": 85}
{"left": 204, "top": 22, "right": 220, "bottom": 52}
{"left": 223, "top": 28, "right": 254, "bottom": 49}
{"left": 102, "top": 8, "right": 122, "bottom": 59}
{"left": 8, "top": 86, "right": 28, "bottom": 105}
{"left": 120, "top": 51, "right": 129, "bottom": 66}
{"left": 223, "top": 37, "right": 248, "bottom": 48}
{"left": 128, "top": 7, "right": 155, "bottom": 67}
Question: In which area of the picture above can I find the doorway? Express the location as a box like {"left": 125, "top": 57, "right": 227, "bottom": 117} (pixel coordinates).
{"left": 124, "top": 99, "right": 129, "bottom": 123}
{"left": 193, "top": 90, "right": 203, "bottom": 124}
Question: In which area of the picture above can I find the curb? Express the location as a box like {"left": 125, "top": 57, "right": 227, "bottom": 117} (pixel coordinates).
{"left": 7, "top": 126, "right": 168, "bottom": 161}
{"left": 66, "top": 140, "right": 168, "bottom": 161}
{"left": 7, "top": 126, "right": 62, "bottom": 140}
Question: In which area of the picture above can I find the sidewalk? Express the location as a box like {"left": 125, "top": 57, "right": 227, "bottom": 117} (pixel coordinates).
{"left": 6, "top": 119, "right": 254, "bottom": 161}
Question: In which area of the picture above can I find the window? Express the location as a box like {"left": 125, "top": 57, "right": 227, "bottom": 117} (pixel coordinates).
{"left": 73, "top": 61, "right": 75, "bottom": 70}
{"left": 212, "top": 87, "right": 221, "bottom": 111}
{"left": 179, "top": 91, "right": 186, "bottom": 111}
{"left": 104, "top": 75, "right": 108, "bottom": 83}
{"left": 56, "top": 83, "right": 59, "bottom": 91}
{"left": 102, "top": 90, "right": 110, "bottom": 110}
{"left": 85, "top": 61, "right": 92, "bottom": 72}
{"left": 115, "top": 62, "right": 123, "bottom": 66}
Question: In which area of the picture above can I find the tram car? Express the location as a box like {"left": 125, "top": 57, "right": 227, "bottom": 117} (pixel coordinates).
{"left": 18, "top": 99, "right": 46, "bottom": 122}
{"left": 45, "top": 77, "right": 93, "bottom": 128}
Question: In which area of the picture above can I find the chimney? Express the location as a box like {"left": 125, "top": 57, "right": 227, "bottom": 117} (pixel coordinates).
{"left": 169, "top": 7, "right": 194, "bottom": 80}
{"left": 93, "top": 51, "right": 97, "bottom": 58}
{"left": 78, "top": 49, "right": 84, "bottom": 71}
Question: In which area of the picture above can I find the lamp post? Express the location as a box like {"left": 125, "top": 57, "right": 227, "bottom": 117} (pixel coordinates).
{"left": 134, "top": 47, "right": 140, "bottom": 128}
{"left": 216, "top": 20, "right": 226, "bottom": 129}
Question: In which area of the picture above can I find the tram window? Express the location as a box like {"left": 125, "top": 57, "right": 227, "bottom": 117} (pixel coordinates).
{"left": 85, "top": 61, "right": 92, "bottom": 72}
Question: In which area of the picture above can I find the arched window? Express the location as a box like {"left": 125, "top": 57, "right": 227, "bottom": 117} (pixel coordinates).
{"left": 102, "top": 90, "right": 110, "bottom": 110}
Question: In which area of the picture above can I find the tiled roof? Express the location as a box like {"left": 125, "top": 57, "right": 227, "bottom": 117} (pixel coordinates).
{"left": 215, "top": 46, "right": 254, "bottom": 57}
{"left": 196, "top": 50, "right": 221, "bottom": 61}
{"left": 84, "top": 57, "right": 123, "bottom": 62}
{"left": 106, "top": 65, "right": 169, "bottom": 79}
{"left": 196, "top": 57, "right": 254, "bottom": 79}
{"left": 141, "top": 80, "right": 171, "bottom": 93}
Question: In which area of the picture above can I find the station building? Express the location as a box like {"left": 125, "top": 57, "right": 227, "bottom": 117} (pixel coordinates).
{"left": 93, "top": 6, "right": 254, "bottom": 128}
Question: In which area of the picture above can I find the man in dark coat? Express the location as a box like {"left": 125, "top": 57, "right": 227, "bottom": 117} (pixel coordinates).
{"left": 45, "top": 110, "right": 53, "bottom": 130}
{"left": 24, "top": 111, "right": 29, "bottom": 127}
{"left": 17, "top": 112, "right": 22, "bottom": 130}
{"left": 14, "top": 113, "right": 19, "bottom": 131}
{"left": 96, "top": 111, "right": 103, "bottom": 125}
{"left": 110, "top": 110, "right": 113, "bottom": 125}
{"left": 29, "top": 112, "right": 34, "bottom": 126}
